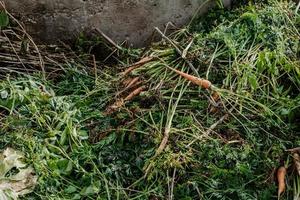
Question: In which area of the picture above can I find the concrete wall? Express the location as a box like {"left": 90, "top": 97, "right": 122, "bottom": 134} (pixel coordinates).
{"left": 3, "top": 0, "right": 230, "bottom": 47}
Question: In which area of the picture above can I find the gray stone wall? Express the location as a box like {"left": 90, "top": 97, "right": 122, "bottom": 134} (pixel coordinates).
{"left": 3, "top": 0, "right": 231, "bottom": 47}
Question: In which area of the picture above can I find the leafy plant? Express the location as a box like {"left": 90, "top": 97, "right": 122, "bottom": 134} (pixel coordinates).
{"left": 0, "top": 11, "right": 8, "bottom": 28}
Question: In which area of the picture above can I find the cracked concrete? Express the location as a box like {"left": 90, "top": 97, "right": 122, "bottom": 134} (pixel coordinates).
{"left": 4, "top": 0, "right": 231, "bottom": 47}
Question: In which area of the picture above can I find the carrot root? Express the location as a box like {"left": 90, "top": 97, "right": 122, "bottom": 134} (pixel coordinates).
{"left": 124, "top": 77, "right": 140, "bottom": 89}
{"left": 122, "top": 78, "right": 134, "bottom": 86}
{"left": 124, "top": 86, "right": 146, "bottom": 101}
{"left": 166, "top": 66, "right": 212, "bottom": 89}
{"left": 277, "top": 166, "right": 286, "bottom": 199}
{"left": 122, "top": 57, "right": 154, "bottom": 76}
{"left": 293, "top": 153, "right": 300, "bottom": 176}
{"left": 106, "top": 85, "right": 146, "bottom": 114}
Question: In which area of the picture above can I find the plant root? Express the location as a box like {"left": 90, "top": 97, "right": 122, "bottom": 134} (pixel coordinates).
{"left": 106, "top": 85, "right": 146, "bottom": 114}
{"left": 293, "top": 153, "right": 300, "bottom": 176}
{"left": 166, "top": 66, "right": 212, "bottom": 89}
{"left": 122, "top": 56, "right": 155, "bottom": 76}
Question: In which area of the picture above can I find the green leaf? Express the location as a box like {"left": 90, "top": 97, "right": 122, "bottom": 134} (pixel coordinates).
{"left": 80, "top": 185, "right": 99, "bottom": 196}
{"left": 60, "top": 127, "right": 68, "bottom": 145}
{"left": 241, "top": 12, "right": 258, "bottom": 22}
{"left": 72, "top": 194, "right": 81, "bottom": 200}
{"left": 65, "top": 185, "right": 77, "bottom": 194}
{"left": 57, "top": 159, "right": 73, "bottom": 174}
{"left": 78, "top": 130, "right": 88, "bottom": 140}
{"left": 0, "top": 11, "right": 9, "bottom": 28}
{"left": 249, "top": 74, "right": 258, "bottom": 91}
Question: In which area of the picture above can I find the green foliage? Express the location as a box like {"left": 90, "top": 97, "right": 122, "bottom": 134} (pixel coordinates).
{"left": 0, "top": 11, "right": 9, "bottom": 28}
{"left": 0, "top": 0, "right": 299, "bottom": 199}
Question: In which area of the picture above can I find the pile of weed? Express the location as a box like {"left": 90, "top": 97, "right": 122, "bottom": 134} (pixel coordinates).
{"left": 117, "top": 1, "right": 300, "bottom": 199}
{"left": 0, "top": 0, "right": 299, "bottom": 200}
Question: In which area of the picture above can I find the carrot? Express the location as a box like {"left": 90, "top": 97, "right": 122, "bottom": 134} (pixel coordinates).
{"left": 277, "top": 166, "right": 287, "bottom": 199}
{"left": 118, "top": 77, "right": 143, "bottom": 97}
{"left": 125, "top": 77, "right": 140, "bottom": 89}
{"left": 122, "top": 77, "right": 134, "bottom": 86}
{"left": 106, "top": 86, "right": 146, "bottom": 114}
{"left": 122, "top": 57, "right": 154, "bottom": 76}
{"left": 166, "top": 66, "right": 212, "bottom": 89}
{"left": 293, "top": 153, "right": 300, "bottom": 176}
{"left": 124, "top": 86, "right": 146, "bottom": 101}
{"left": 105, "top": 99, "right": 124, "bottom": 114}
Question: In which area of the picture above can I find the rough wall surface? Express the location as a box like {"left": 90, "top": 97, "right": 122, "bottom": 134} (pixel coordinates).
{"left": 4, "top": 0, "right": 230, "bottom": 47}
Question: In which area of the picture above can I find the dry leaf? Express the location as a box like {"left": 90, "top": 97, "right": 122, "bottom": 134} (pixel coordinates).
{"left": 0, "top": 148, "right": 38, "bottom": 199}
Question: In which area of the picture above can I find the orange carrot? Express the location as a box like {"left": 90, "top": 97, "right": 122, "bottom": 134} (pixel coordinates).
{"left": 293, "top": 153, "right": 300, "bottom": 176}
{"left": 106, "top": 86, "right": 146, "bottom": 114}
{"left": 277, "top": 166, "right": 286, "bottom": 199}
{"left": 105, "top": 99, "right": 124, "bottom": 114}
{"left": 122, "top": 57, "right": 154, "bottom": 76}
{"left": 166, "top": 66, "right": 212, "bottom": 89}
{"left": 122, "top": 77, "right": 133, "bottom": 86}
{"left": 124, "top": 86, "right": 146, "bottom": 101}
{"left": 124, "top": 77, "right": 140, "bottom": 88}
{"left": 118, "top": 77, "right": 143, "bottom": 97}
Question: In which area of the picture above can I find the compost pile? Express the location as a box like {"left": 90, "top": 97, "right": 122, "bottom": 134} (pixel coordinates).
{"left": 0, "top": 1, "right": 299, "bottom": 199}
